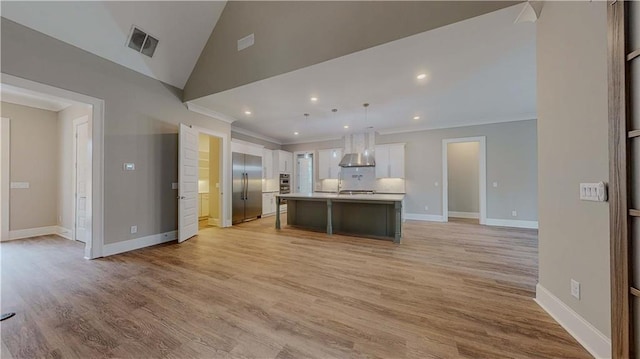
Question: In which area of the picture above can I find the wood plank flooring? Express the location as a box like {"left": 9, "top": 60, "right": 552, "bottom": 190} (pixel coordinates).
{"left": 1, "top": 216, "right": 591, "bottom": 358}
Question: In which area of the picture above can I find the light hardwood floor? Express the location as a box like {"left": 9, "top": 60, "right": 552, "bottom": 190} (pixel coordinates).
{"left": 1, "top": 216, "right": 590, "bottom": 358}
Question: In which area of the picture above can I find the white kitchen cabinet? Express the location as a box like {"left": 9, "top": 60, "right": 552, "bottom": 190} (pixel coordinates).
{"left": 262, "top": 192, "right": 277, "bottom": 216}
{"left": 318, "top": 148, "right": 342, "bottom": 179}
{"left": 262, "top": 149, "right": 274, "bottom": 179}
{"left": 375, "top": 143, "right": 405, "bottom": 178}
{"left": 199, "top": 193, "right": 210, "bottom": 218}
{"left": 274, "top": 150, "right": 293, "bottom": 173}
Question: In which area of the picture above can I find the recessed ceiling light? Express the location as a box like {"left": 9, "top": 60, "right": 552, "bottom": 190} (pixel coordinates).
{"left": 294, "top": 132, "right": 299, "bottom": 135}
{"left": 244, "top": 110, "right": 252, "bottom": 115}
{"left": 344, "top": 125, "right": 349, "bottom": 129}
{"left": 413, "top": 116, "right": 420, "bottom": 120}
{"left": 416, "top": 73, "right": 427, "bottom": 80}
{"left": 310, "top": 97, "right": 318, "bottom": 102}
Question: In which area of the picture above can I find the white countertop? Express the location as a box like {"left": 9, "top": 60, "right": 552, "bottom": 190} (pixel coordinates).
{"left": 278, "top": 192, "right": 404, "bottom": 202}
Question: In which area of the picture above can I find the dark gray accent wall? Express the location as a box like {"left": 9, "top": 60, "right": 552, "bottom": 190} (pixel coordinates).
{"left": 184, "top": 1, "right": 519, "bottom": 101}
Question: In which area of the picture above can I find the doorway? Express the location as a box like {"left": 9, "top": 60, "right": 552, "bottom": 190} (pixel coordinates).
{"left": 177, "top": 123, "right": 230, "bottom": 243}
{"left": 295, "top": 152, "right": 314, "bottom": 194}
{"left": 197, "top": 133, "right": 222, "bottom": 230}
{"left": 0, "top": 76, "right": 102, "bottom": 259}
{"left": 442, "top": 136, "right": 487, "bottom": 224}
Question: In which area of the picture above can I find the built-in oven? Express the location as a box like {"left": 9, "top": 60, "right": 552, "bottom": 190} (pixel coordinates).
{"left": 279, "top": 173, "right": 290, "bottom": 204}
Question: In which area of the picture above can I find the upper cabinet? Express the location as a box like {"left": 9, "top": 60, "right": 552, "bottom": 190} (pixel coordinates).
{"left": 375, "top": 143, "right": 405, "bottom": 178}
{"left": 318, "top": 148, "right": 342, "bottom": 179}
{"left": 274, "top": 150, "right": 293, "bottom": 174}
{"left": 262, "top": 149, "right": 274, "bottom": 180}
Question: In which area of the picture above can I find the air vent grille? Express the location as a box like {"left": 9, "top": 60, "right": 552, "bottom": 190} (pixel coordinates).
{"left": 127, "top": 26, "right": 158, "bottom": 58}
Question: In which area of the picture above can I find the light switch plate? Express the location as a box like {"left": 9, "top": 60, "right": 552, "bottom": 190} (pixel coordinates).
{"left": 124, "top": 163, "right": 135, "bottom": 171}
{"left": 10, "top": 182, "right": 29, "bottom": 189}
{"left": 130, "top": 225, "right": 137, "bottom": 234}
{"left": 580, "top": 182, "right": 607, "bottom": 202}
{"left": 171, "top": 182, "right": 179, "bottom": 190}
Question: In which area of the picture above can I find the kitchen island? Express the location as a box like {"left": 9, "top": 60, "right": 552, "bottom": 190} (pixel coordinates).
{"left": 276, "top": 193, "right": 404, "bottom": 243}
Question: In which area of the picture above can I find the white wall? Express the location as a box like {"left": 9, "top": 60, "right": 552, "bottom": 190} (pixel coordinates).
{"left": 537, "top": 1, "right": 610, "bottom": 339}
{"left": 447, "top": 142, "right": 479, "bottom": 214}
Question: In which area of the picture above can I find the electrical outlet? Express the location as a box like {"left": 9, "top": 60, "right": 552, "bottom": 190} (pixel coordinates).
{"left": 171, "top": 182, "right": 178, "bottom": 190}
{"left": 511, "top": 210, "right": 517, "bottom": 217}
{"left": 434, "top": 182, "right": 439, "bottom": 187}
{"left": 571, "top": 279, "right": 580, "bottom": 300}
{"left": 493, "top": 182, "right": 498, "bottom": 188}
{"left": 130, "top": 225, "right": 138, "bottom": 234}
{"left": 424, "top": 205, "right": 429, "bottom": 211}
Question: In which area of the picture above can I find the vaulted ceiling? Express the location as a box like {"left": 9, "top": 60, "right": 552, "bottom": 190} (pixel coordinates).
{"left": 1, "top": 1, "right": 535, "bottom": 145}
{"left": 189, "top": 4, "right": 536, "bottom": 144}
{"left": 1, "top": 1, "right": 227, "bottom": 89}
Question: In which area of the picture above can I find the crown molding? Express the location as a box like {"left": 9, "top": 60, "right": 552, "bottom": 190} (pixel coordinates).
{"left": 231, "top": 125, "right": 282, "bottom": 145}
{"left": 185, "top": 102, "right": 237, "bottom": 124}
{"left": 281, "top": 135, "right": 343, "bottom": 146}
{"left": 376, "top": 114, "right": 537, "bottom": 136}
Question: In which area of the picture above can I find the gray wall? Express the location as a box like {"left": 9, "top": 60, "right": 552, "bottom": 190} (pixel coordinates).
{"left": 184, "top": 1, "right": 517, "bottom": 100}
{"left": 284, "top": 120, "right": 537, "bottom": 221}
{"left": 1, "top": 18, "right": 231, "bottom": 245}
{"left": 1, "top": 102, "right": 58, "bottom": 231}
{"left": 380, "top": 120, "right": 537, "bottom": 221}
{"left": 447, "top": 142, "right": 479, "bottom": 214}
{"left": 537, "top": 2, "right": 610, "bottom": 337}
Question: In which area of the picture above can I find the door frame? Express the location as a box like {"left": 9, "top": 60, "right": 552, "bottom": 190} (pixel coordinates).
{"left": 1, "top": 73, "right": 105, "bottom": 259}
{"left": 72, "top": 116, "right": 89, "bottom": 242}
{"left": 1, "top": 117, "right": 9, "bottom": 241}
{"left": 293, "top": 151, "right": 314, "bottom": 193}
{"left": 442, "top": 136, "right": 487, "bottom": 224}
{"left": 191, "top": 125, "right": 230, "bottom": 228}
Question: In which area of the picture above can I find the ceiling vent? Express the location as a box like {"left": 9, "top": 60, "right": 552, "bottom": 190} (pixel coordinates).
{"left": 127, "top": 26, "right": 158, "bottom": 58}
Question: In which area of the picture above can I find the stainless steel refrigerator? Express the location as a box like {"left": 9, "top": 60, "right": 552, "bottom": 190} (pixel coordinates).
{"left": 232, "top": 152, "right": 263, "bottom": 224}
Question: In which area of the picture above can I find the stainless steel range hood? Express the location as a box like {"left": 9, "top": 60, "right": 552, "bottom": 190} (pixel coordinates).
{"left": 339, "top": 152, "right": 375, "bottom": 167}
{"left": 339, "top": 131, "right": 376, "bottom": 167}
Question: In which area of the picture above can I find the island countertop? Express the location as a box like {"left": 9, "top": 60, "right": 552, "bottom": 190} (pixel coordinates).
{"left": 277, "top": 192, "right": 405, "bottom": 202}
{"left": 276, "top": 192, "right": 404, "bottom": 243}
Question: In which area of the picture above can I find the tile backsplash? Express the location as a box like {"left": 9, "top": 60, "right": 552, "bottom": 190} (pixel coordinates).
{"left": 341, "top": 167, "right": 376, "bottom": 191}
{"left": 317, "top": 168, "right": 405, "bottom": 193}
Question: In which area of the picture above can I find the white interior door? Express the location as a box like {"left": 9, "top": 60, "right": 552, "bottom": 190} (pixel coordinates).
{"left": 74, "top": 120, "right": 89, "bottom": 243}
{"left": 179, "top": 124, "right": 199, "bottom": 242}
{"left": 0, "top": 118, "right": 9, "bottom": 241}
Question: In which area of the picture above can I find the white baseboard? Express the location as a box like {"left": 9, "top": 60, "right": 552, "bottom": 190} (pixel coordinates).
{"left": 448, "top": 211, "right": 479, "bottom": 219}
{"left": 535, "top": 284, "right": 611, "bottom": 359}
{"left": 6, "top": 225, "right": 58, "bottom": 241}
{"left": 404, "top": 213, "right": 445, "bottom": 222}
{"left": 485, "top": 218, "right": 538, "bottom": 229}
{"left": 57, "top": 226, "right": 73, "bottom": 240}
{"left": 102, "top": 230, "right": 177, "bottom": 257}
